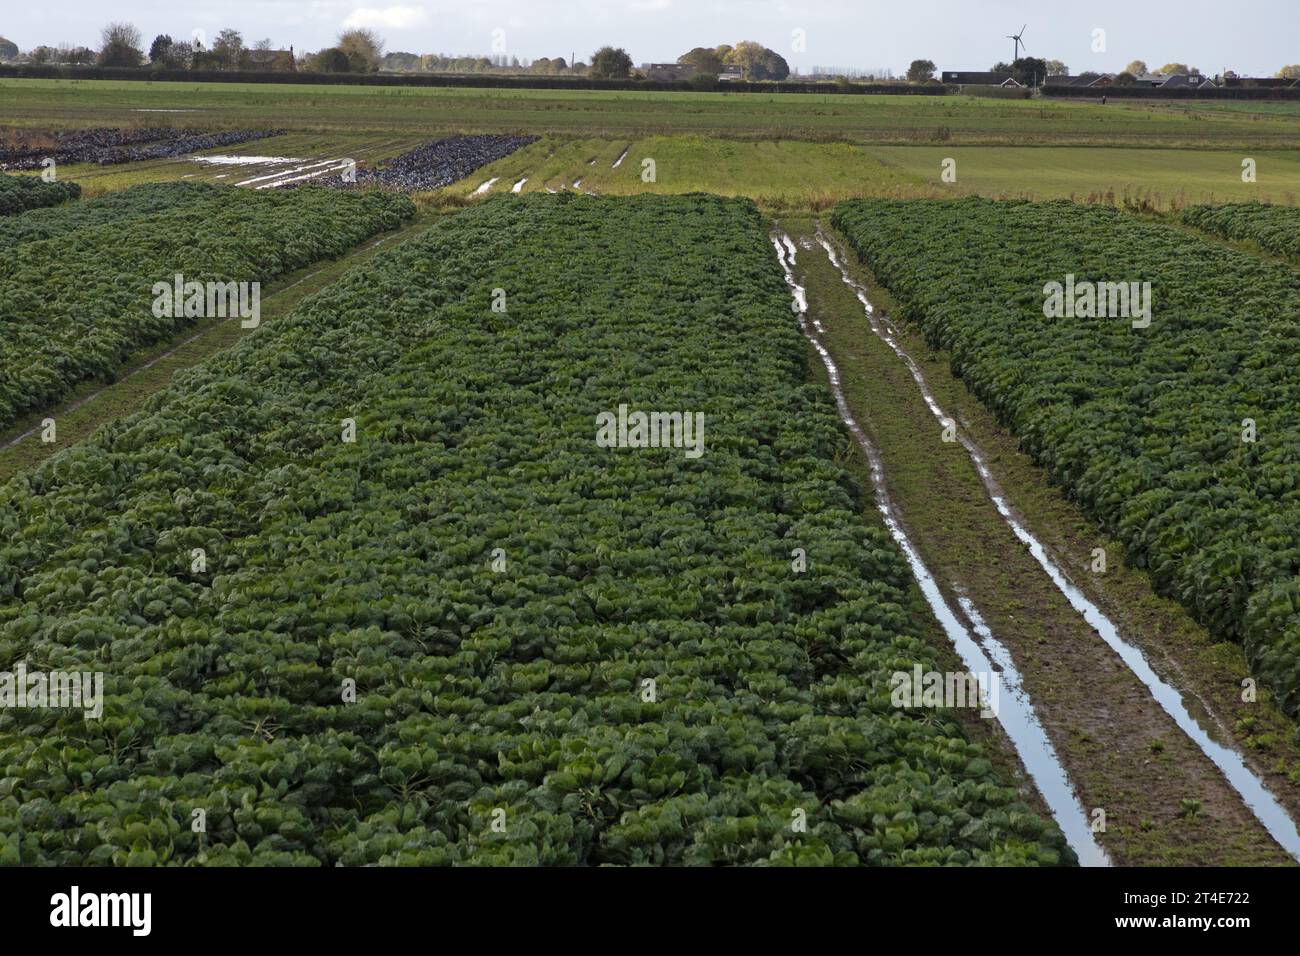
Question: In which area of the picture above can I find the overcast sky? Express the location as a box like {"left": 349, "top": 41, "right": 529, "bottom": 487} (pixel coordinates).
{"left": 3, "top": 0, "right": 1295, "bottom": 75}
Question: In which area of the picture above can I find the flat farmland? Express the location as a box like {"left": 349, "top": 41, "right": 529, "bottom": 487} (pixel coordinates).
{"left": 5, "top": 65, "right": 1300, "bottom": 882}
{"left": 5, "top": 77, "right": 1300, "bottom": 147}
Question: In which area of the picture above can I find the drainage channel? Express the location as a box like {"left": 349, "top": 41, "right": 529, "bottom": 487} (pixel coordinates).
{"left": 772, "top": 231, "right": 1109, "bottom": 867}
{"left": 813, "top": 223, "right": 1300, "bottom": 863}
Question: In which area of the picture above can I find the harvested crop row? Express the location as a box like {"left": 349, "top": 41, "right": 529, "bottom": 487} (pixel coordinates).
{"left": 0, "top": 181, "right": 215, "bottom": 250}
{"left": 832, "top": 197, "right": 1300, "bottom": 717}
{"left": 0, "top": 182, "right": 415, "bottom": 433}
{"left": 0, "top": 172, "right": 80, "bottom": 215}
{"left": 0, "top": 194, "right": 1069, "bottom": 867}
{"left": 0, "top": 127, "right": 284, "bottom": 170}
{"left": 1183, "top": 202, "right": 1300, "bottom": 262}
{"left": 332, "top": 135, "right": 538, "bottom": 192}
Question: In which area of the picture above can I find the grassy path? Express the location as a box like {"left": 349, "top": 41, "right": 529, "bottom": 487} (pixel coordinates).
{"left": 779, "top": 211, "right": 1300, "bottom": 865}
{"left": 0, "top": 209, "right": 444, "bottom": 481}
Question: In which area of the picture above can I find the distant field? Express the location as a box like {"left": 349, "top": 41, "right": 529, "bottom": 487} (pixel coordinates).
{"left": 43, "top": 131, "right": 428, "bottom": 196}
{"left": 5, "top": 77, "right": 1300, "bottom": 148}
{"left": 6, "top": 78, "right": 1297, "bottom": 210}
{"left": 444, "top": 135, "right": 932, "bottom": 208}
{"left": 870, "top": 145, "right": 1300, "bottom": 207}
{"left": 31, "top": 130, "right": 1300, "bottom": 211}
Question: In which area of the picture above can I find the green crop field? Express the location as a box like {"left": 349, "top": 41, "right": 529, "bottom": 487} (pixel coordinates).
{"left": 4, "top": 57, "right": 1300, "bottom": 889}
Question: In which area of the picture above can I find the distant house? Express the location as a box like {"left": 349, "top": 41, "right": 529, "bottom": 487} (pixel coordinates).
{"left": 1160, "top": 73, "right": 1215, "bottom": 90}
{"left": 718, "top": 65, "right": 745, "bottom": 82}
{"left": 941, "top": 71, "right": 1023, "bottom": 88}
{"left": 241, "top": 48, "right": 296, "bottom": 72}
{"left": 1047, "top": 72, "right": 1222, "bottom": 93}
{"left": 1045, "top": 74, "right": 1105, "bottom": 88}
{"left": 641, "top": 62, "right": 696, "bottom": 81}
{"left": 1219, "top": 75, "right": 1298, "bottom": 88}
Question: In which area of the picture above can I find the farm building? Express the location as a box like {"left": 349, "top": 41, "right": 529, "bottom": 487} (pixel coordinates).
{"left": 941, "top": 71, "right": 1024, "bottom": 88}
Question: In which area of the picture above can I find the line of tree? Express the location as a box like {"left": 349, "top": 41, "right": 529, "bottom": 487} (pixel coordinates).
{"left": 0, "top": 22, "right": 387, "bottom": 74}
{"left": 11, "top": 26, "right": 1294, "bottom": 83}
{"left": 379, "top": 53, "right": 584, "bottom": 75}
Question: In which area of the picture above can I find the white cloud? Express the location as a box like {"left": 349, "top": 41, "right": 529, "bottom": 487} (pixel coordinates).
{"left": 342, "top": 5, "right": 430, "bottom": 29}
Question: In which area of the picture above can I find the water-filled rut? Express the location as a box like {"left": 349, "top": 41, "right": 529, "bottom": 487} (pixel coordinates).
{"left": 809, "top": 221, "right": 1300, "bottom": 863}
{"left": 771, "top": 231, "right": 1110, "bottom": 866}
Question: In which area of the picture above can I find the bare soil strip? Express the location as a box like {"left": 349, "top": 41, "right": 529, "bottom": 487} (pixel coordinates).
{"left": 773, "top": 230, "right": 1108, "bottom": 865}
{"left": 779, "top": 212, "right": 1300, "bottom": 866}
{"left": 813, "top": 223, "right": 1300, "bottom": 860}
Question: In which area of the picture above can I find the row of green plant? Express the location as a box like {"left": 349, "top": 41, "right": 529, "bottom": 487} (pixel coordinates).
{"left": 0, "top": 182, "right": 414, "bottom": 434}
{"left": 0, "top": 173, "right": 80, "bottom": 215}
{"left": 0, "top": 194, "right": 1070, "bottom": 866}
{"left": 832, "top": 197, "right": 1300, "bottom": 717}
{"left": 0, "top": 181, "right": 215, "bottom": 250}
{"left": 1182, "top": 202, "right": 1300, "bottom": 261}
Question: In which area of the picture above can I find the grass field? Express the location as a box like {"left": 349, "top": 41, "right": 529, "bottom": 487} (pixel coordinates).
{"left": 442, "top": 135, "right": 933, "bottom": 208}
{"left": 871, "top": 145, "right": 1300, "bottom": 207}
{"left": 5, "top": 77, "right": 1300, "bottom": 148}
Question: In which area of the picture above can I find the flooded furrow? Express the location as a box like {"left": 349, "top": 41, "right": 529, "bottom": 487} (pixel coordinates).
{"left": 814, "top": 223, "right": 1300, "bottom": 862}
{"left": 771, "top": 231, "right": 1109, "bottom": 867}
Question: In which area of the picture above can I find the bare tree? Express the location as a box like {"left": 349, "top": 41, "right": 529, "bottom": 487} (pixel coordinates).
{"left": 98, "top": 22, "right": 144, "bottom": 67}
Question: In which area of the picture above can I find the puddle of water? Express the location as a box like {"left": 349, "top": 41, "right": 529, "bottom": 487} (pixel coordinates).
{"left": 473, "top": 177, "right": 500, "bottom": 195}
{"left": 815, "top": 225, "right": 1300, "bottom": 863}
{"left": 612, "top": 148, "right": 630, "bottom": 169}
{"left": 253, "top": 162, "right": 353, "bottom": 189}
{"left": 573, "top": 179, "right": 583, "bottom": 188}
{"left": 512, "top": 177, "right": 527, "bottom": 193}
{"left": 235, "top": 159, "right": 343, "bottom": 187}
{"left": 773, "top": 231, "right": 1109, "bottom": 868}
{"left": 192, "top": 155, "right": 306, "bottom": 166}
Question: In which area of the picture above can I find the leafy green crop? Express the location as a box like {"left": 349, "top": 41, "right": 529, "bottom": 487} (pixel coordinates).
{"left": 0, "top": 194, "right": 1069, "bottom": 867}
{"left": 1183, "top": 202, "right": 1300, "bottom": 262}
{"left": 0, "top": 181, "right": 216, "bottom": 251}
{"left": 0, "top": 172, "right": 80, "bottom": 216}
{"left": 833, "top": 197, "right": 1300, "bottom": 717}
{"left": 0, "top": 182, "right": 414, "bottom": 434}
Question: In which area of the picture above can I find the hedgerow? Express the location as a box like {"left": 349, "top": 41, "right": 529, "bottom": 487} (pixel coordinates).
{"left": 832, "top": 197, "right": 1300, "bottom": 717}
{"left": 0, "top": 194, "right": 1069, "bottom": 866}
{"left": 0, "top": 172, "right": 80, "bottom": 216}
{"left": 0, "top": 182, "right": 414, "bottom": 433}
{"left": 1183, "top": 202, "right": 1300, "bottom": 262}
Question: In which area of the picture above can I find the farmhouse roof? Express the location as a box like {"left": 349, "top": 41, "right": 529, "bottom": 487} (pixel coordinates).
{"left": 1159, "top": 73, "right": 1213, "bottom": 89}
